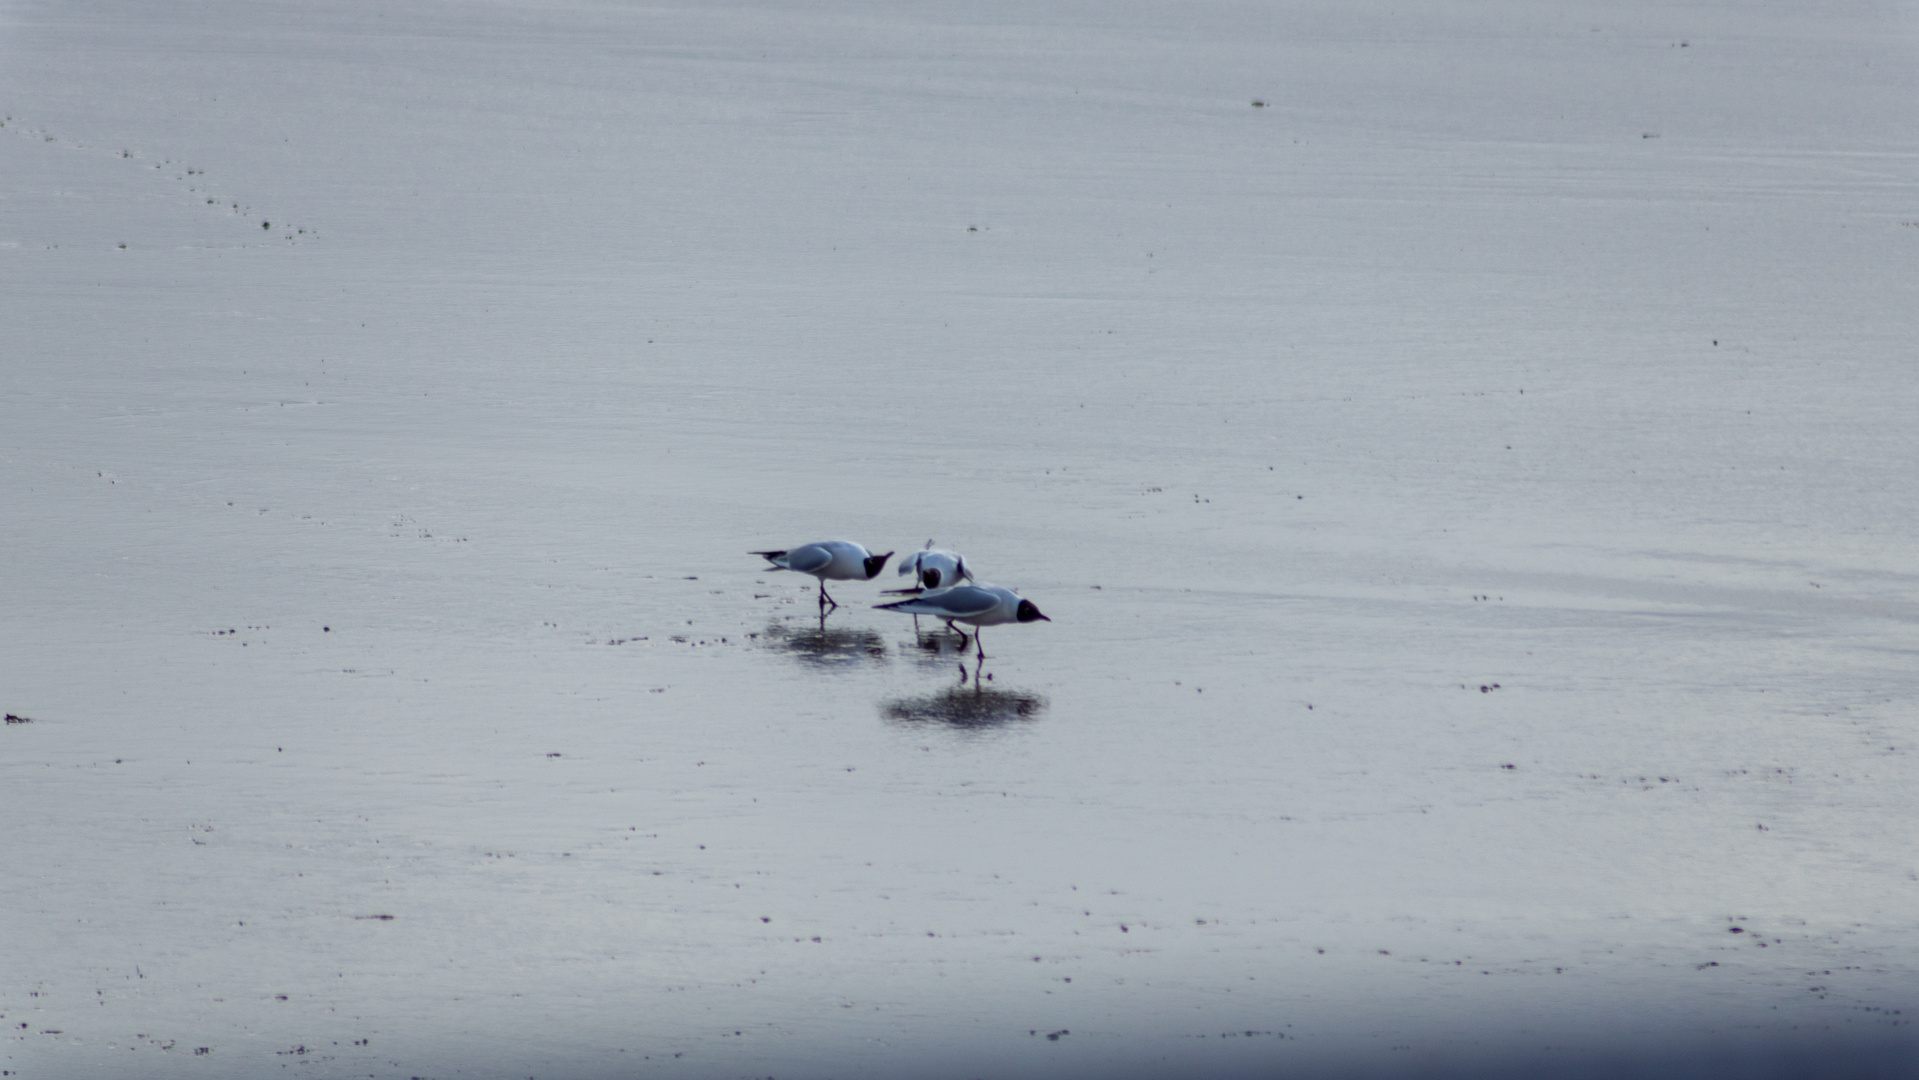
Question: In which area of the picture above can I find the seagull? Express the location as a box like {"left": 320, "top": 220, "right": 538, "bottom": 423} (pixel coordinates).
{"left": 874, "top": 584, "right": 1049, "bottom": 661}
{"left": 752, "top": 541, "right": 894, "bottom": 614}
{"left": 887, "top": 541, "right": 976, "bottom": 631}
{"left": 894, "top": 541, "right": 973, "bottom": 593}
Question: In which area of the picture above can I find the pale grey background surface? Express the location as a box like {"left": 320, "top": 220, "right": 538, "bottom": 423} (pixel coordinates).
{"left": 4, "top": 1, "right": 1918, "bottom": 1077}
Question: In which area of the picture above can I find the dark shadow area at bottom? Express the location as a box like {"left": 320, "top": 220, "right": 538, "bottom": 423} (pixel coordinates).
{"left": 1312, "top": 1034, "right": 1919, "bottom": 1080}
{"left": 426, "top": 1029, "right": 1919, "bottom": 1080}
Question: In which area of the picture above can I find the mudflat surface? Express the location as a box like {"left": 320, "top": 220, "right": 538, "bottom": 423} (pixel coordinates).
{"left": 3, "top": 1, "right": 1917, "bottom": 1077}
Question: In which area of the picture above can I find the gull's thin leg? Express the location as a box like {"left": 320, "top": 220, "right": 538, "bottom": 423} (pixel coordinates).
{"left": 818, "top": 581, "right": 837, "bottom": 612}
{"left": 974, "top": 628, "right": 986, "bottom": 662}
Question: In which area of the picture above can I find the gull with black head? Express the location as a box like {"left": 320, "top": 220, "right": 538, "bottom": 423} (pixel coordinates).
{"left": 888, "top": 540, "right": 976, "bottom": 632}
{"left": 752, "top": 541, "right": 893, "bottom": 614}
{"left": 875, "top": 584, "right": 1049, "bottom": 662}
{"left": 893, "top": 541, "right": 973, "bottom": 593}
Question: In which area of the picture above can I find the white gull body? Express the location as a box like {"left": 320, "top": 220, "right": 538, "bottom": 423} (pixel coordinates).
{"left": 896, "top": 543, "right": 974, "bottom": 592}
{"left": 875, "top": 583, "right": 1049, "bottom": 659}
{"left": 752, "top": 540, "right": 894, "bottom": 611}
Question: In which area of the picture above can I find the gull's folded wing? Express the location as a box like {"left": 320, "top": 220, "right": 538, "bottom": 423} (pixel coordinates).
{"left": 878, "top": 585, "right": 999, "bottom": 617}
{"left": 773, "top": 545, "right": 834, "bottom": 574}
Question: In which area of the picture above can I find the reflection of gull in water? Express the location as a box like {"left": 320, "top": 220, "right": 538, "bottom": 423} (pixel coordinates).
{"left": 903, "top": 627, "right": 972, "bottom": 669}
{"left": 880, "top": 685, "right": 1047, "bottom": 729}
{"left": 756, "top": 622, "right": 887, "bottom": 669}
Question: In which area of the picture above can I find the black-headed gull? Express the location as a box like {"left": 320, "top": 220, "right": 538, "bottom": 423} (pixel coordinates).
{"left": 887, "top": 541, "right": 976, "bottom": 631}
{"left": 874, "top": 584, "right": 1049, "bottom": 660}
{"left": 752, "top": 541, "right": 894, "bottom": 613}
{"left": 895, "top": 541, "right": 973, "bottom": 592}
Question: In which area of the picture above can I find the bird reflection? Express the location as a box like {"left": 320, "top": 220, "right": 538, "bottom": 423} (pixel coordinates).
{"left": 903, "top": 627, "right": 972, "bottom": 669}
{"left": 755, "top": 621, "right": 888, "bottom": 670}
{"left": 880, "top": 684, "right": 1047, "bottom": 729}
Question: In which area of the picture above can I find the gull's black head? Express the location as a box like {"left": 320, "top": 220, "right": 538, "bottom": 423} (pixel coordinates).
{"left": 864, "top": 551, "right": 894, "bottom": 579}
{"left": 921, "top": 567, "right": 943, "bottom": 589}
{"left": 1016, "top": 599, "right": 1050, "bottom": 623}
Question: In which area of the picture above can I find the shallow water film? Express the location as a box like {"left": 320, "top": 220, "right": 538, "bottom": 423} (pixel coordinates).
{"left": 4, "top": 1, "right": 1918, "bottom": 1077}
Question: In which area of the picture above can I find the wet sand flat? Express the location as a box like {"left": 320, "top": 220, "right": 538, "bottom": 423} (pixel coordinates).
{"left": 3, "top": 1, "right": 1917, "bottom": 1077}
